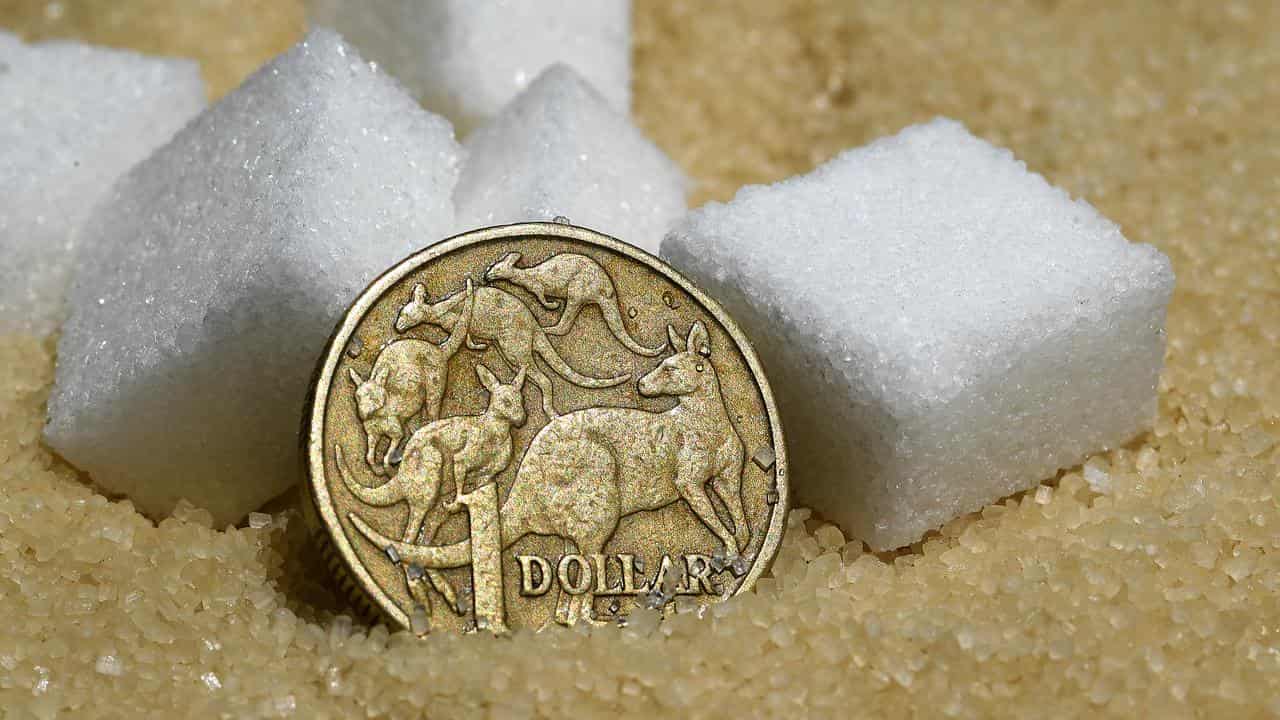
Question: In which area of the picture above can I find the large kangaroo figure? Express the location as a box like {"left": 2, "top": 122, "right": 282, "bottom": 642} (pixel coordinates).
{"left": 485, "top": 252, "right": 666, "bottom": 357}
{"left": 349, "top": 280, "right": 475, "bottom": 475}
{"left": 349, "top": 321, "right": 750, "bottom": 625}
{"left": 336, "top": 364, "right": 528, "bottom": 616}
{"left": 395, "top": 282, "right": 629, "bottom": 418}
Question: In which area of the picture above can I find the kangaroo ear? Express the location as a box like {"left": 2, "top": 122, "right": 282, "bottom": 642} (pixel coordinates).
{"left": 513, "top": 365, "right": 527, "bottom": 390}
{"left": 371, "top": 365, "right": 390, "bottom": 386}
{"left": 688, "top": 321, "right": 711, "bottom": 357}
{"left": 348, "top": 368, "right": 366, "bottom": 385}
{"left": 667, "top": 324, "right": 686, "bottom": 352}
{"left": 413, "top": 283, "right": 427, "bottom": 304}
{"left": 504, "top": 251, "right": 521, "bottom": 265}
{"left": 475, "top": 364, "right": 498, "bottom": 391}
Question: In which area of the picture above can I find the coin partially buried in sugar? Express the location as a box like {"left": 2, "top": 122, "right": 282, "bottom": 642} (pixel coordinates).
{"left": 304, "top": 221, "right": 788, "bottom": 634}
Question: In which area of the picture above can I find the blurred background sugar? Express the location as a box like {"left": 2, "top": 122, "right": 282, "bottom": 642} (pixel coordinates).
{"left": 306, "top": 0, "right": 631, "bottom": 134}
{"left": 454, "top": 64, "right": 686, "bottom": 254}
{"left": 0, "top": 33, "right": 204, "bottom": 336}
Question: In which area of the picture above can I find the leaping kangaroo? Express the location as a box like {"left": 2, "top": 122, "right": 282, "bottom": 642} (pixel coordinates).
{"left": 395, "top": 282, "right": 628, "bottom": 418}
{"left": 336, "top": 363, "right": 528, "bottom": 616}
{"left": 349, "top": 321, "right": 750, "bottom": 626}
{"left": 485, "top": 252, "right": 666, "bottom": 357}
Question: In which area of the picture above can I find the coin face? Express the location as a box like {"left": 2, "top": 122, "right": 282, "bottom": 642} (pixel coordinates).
{"left": 306, "top": 222, "right": 787, "bottom": 633}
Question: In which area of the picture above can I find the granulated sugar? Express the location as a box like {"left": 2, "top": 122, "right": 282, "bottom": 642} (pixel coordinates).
{"left": 1, "top": 1, "right": 1277, "bottom": 717}
{"left": 3, "top": 338, "right": 1277, "bottom": 717}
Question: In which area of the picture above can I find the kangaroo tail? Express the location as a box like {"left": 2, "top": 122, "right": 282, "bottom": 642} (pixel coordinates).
{"left": 335, "top": 444, "right": 404, "bottom": 506}
{"left": 351, "top": 483, "right": 538, "bottom": 572}
{"left": 533, "top": 333, "right": 630, "bottom": 388}
{"left": 599, "top": 300, "right": 666, "bottom": 357}
{"left": 348, "top": 512, "right": 474, "bottom": 569}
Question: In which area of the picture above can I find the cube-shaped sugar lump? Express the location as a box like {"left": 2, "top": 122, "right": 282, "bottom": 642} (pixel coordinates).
{"left": 0, "top": 34, "right": 204, "bottom": 336}
{"left": 306, "top": 0, "right": 631, "bottom": 133}
{"left": 453, "top": 64, "right": 686, "bottom": 254}
{"left": 663, "top": 118, "right": 1174, "bottom": 550}
{"left": 45, "top": 30, "right": 462, "bottom": 526}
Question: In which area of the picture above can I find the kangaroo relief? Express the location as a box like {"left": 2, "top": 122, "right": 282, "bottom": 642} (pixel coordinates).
{"left": 394, "top": 281, "right": 628, "bottom": 418}
{"left": 348, "top": 280, "right": 476, "bottom": 475}
{"left": 335, "top": 363, "right": 527, "bottom": 626}
{"left": 308, "top": 222, "right": 787, "bottom": 634}
{"left": 351, "top": 321, "right": 752, "bottom": 626}
{"left": 486, "top": 251, "right": 667, "bottom": 356}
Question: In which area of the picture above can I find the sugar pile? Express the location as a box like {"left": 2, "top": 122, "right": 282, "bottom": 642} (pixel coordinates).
{"left": 4, "top": 335, "right": 1278, "bottom": 716}
{"left": 44, "top": 29, "right": 462, "bottom": 527}
{"left": 305, "top": 0, "right": 631, "bottom": 133}
{"left": 0, "top": 32, "right": 204, "bottom": 336}
{"left": 454, "top": 64, "right": 686, "bottom": 254}
{"left": 664, "top": 118, "right": 1175, "bottom": 550}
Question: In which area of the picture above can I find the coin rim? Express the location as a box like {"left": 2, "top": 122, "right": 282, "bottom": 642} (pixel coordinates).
{"left": 306, "top": 222, "right": 789, "bottom": 629}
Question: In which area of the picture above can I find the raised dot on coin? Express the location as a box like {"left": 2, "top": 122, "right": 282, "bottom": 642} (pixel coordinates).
{"left": 752, "top": 446, "right": 777, "bottom": 471}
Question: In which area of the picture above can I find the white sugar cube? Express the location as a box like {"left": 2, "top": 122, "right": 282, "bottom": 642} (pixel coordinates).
{"left": 306, "top": 0, "right": 631, "bottom": 133}
{"left": 663, "top": 118, "right": 1174, "bottom": 550}
{"left": 45, "top": 30, "right": 462, "bottom": 526}
{"left": 453, "top": 65, "right": 686, "bottom": 254}
{"left": 0, "top": 35, "right": 204, "bottom": 336}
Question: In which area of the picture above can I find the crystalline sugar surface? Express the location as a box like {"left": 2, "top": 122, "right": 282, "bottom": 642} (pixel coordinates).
{"left": 663, "top": 118, "right": 1174, "bottom": 550}
{"left": 0, "top": 35, "right": 204, "bottom": 336}
{"left": 306, "top": 0, "right": 631, "bottom": 133}
{"left": 454, "top": 65, "right": 686, "bottom": 254}
{"left": 45, "top": 30, "right": 462, "bottom": 526}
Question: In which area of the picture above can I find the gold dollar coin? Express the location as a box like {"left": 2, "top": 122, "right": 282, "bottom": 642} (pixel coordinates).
{"left": 305, "top": 221, "right": 788, "bottom": 633}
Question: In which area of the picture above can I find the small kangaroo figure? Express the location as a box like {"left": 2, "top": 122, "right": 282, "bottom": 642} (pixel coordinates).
{"left": 350, "top": 322, "right": 750, "bottom": 627}
{"left": 349, "top": 280, "right": 475, "bottom": 475}
{"left": 336, "top": 363, "right": 528, "bottom": 616}
{"left": 485, "top": 251, "right": 666, "bottom": 357}
{"left": 395, "top": 281, "right": 629, "bottom": 418}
